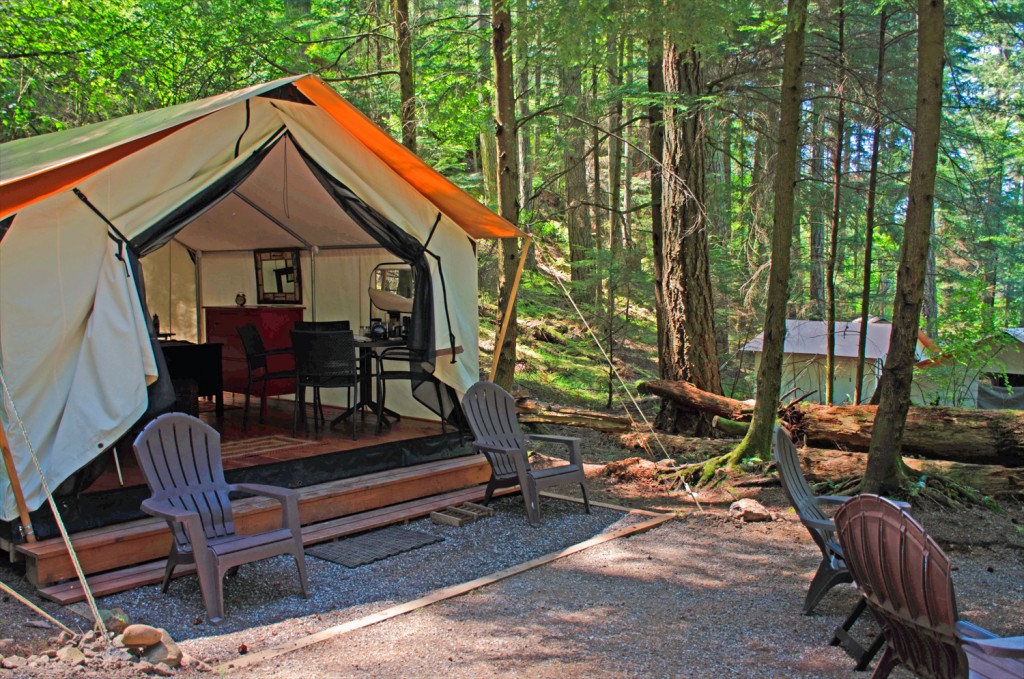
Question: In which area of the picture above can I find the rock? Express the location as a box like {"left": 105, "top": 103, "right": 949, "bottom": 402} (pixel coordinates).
{"left": 57, "top": 646, "right": 87, "bottom": 666}
{"left": 181, "top": 653, "right": 213, "bottom": 672}
{"left": 58, "top": 631, "right": 75, "bottom": 645}
{"left": 112, "top": 634, "right": 125, "bottom": 648}
{"left": 2, "top": 655, "right": 27, "bottom": 669}
{"left": 142, "top": 629, "right": 182, "bottom": 668}
{"left": 729, "top": 498, "right": 772, "bottom": 523}
{"left": 100, "top": 608, "right": 131, "bottom": 634}
{"left": 136, "top": 660, "right": 155, "bottom": 673}
{"left": 25, "top": 619, "right": 53, "bottom": 629}
{"left": 28, "top": 653, "right": 50, "bottom": 666}
{"left": 0, "top": 639, "right": 12, "bottom": 653}
{"left": 122, "top": 624, "right": 163, "bottom": 648}
{"left": 150, "top": 662, "right": 176, "bottom": 676}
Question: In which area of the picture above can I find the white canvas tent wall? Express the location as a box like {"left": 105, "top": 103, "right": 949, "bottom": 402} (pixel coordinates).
{"left": 0, "top": 75, "right": 523, "bottom": 523}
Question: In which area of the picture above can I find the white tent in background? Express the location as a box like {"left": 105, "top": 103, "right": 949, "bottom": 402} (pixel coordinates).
{"left": 0, "top": 75, "right": 524, "bottom": 524}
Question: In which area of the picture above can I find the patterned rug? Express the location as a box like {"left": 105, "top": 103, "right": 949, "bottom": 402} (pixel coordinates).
{"left": 307, "top": 526, "right": 444, "bottom": 568}
{"left": 220, "top": 435, "right": 316, "bottom": 459}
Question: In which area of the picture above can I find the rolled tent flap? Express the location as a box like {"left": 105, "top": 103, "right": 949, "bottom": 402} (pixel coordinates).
{"left": 1, "top": 238, "right": 155, "bottom": 521}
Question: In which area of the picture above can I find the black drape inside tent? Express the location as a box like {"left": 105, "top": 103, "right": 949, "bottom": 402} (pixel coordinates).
{"left": 290, "top": 137, "right": 453, "bottom": 420}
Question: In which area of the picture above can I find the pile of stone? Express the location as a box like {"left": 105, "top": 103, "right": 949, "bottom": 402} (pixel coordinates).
{"left": 0, "top": 609, "right": 210, "bottom": 675}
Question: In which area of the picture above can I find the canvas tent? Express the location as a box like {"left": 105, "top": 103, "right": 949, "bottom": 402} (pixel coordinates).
{"left": 912, "top": 328, "right": 1024, "bottom": 408}
{"left": 0, "top": 75, "right": 524, "bottom": 524}
{"left": 741, "top": 317, "right": 935, "bottom": 405}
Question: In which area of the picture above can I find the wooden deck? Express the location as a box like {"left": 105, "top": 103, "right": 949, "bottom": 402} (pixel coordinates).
{"left": 19, "top": 454, "right": 494, "bottom": 599}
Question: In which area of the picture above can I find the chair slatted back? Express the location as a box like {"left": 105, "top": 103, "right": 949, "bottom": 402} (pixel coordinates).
{"left": 773, "top": 427, "right": 834, "bottom": 556}
{"left": 291, "top": 329, "right": 358, "bottom": 387}
{"left": 463, "top": 382, "right": 527, "bottom": 480}
{"left": 133, "top": 413, "right": 236, "bottom": 550}
{"left": 237, "top": 323, "right": 270, "bottom": 372}
{"left": 835, "top": 495, "right": 967, "bottom": 679}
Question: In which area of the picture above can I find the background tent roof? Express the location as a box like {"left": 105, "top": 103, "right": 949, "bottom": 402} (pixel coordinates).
{"left": 0, "top": 75, "right": 524, "bottom": 240}
{"left": 742, "top": 319, "right": 895, "bottom": 360}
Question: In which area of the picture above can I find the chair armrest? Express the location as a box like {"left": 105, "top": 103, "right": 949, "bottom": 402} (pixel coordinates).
{"left": 230, "top": 483, "right": 298, "bottom": 503}
{"left": 526, "top": 434, "right": 583, "bottom": 467}
{"left": 263, "top": 347, "right": 292, "bottom": 356}
{"left": 141, "top": 498, "right": 199, "bottom": 523}
{"left": 473, "top": 442, "right": 525, "bottom": 455}
{"left": 815, "top": 495, "right": 849, "bottom": 506}
{"left": 803, "top": 516, "right": 836, "bottom": 532}
{"left": 231, "top": 483, "right": 301, "bottom": 531}
{"left": 958, "top": 624, "right": 1024, "bottom": 659}
{"left": 141, "top": 499, "right": 208, "bottom": 552}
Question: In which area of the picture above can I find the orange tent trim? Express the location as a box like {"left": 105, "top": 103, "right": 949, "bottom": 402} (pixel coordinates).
{"left": 0, "top": 120, "right": 199, "bottom": 219}
{"left": 294, "top": 77, "right": 525, "bottom": 241}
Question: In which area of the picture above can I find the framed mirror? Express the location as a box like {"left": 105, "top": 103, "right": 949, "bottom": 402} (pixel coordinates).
{"left": 254, "top": 248, "right": 302, "bottom": 304}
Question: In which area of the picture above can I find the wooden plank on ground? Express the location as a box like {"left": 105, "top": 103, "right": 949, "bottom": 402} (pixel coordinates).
{"left": 22, "top": 455, "right": 491, "bottom": 587}
{"left": 219, "top": 510, "right": 676, "bottom": 673}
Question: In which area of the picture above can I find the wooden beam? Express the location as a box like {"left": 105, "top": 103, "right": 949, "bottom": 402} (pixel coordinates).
{"left": 489, "top": 235, "right": 531, "bottom": 381}
{"left": 0, "top": 423, "right": 35, "bottom": 542}
{"left": 219, "top": 509, "right": 675, "bottom": 673}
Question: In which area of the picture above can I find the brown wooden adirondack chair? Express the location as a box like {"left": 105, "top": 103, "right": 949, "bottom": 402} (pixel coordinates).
{"left": 462, "top": 381, "right": 590, "bottom": 526}
{"left": 133, "top": 413, "right": 309, "bottom": 623}
{"left": 834, "top": 494, "right": 1024, "bottom": 679}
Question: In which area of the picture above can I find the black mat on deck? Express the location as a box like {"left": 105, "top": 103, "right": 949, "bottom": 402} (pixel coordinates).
{"left": 306, "top": 526, "right": 443, "bottom": 568}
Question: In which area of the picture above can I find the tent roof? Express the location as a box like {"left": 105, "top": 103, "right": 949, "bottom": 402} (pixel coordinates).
{"left": 0, "top": 75, "right": 523, "bottom": 240}
{"left": 742, "top": 319, "right": 895, "bottom": 360}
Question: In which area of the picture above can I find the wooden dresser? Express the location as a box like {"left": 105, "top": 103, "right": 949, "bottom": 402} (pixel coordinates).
{"left": 204, "top": 306, "right": 304, "bottom": 395}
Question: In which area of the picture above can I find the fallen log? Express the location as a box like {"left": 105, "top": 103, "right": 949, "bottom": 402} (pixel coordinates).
{"left": 787, "top": 404, "right": 1024, "bottom": 468}
{"left": 798, "top": 448, "right": 1021, "bottom": 498}
{"left": 638, "top": 380, "right": 754, "bottom": 421}
{"left": 515, "top": 398, "right": 631, "bottom": 433}
{"left": 638, "top": 379, "right": 1024, "bottom": 467}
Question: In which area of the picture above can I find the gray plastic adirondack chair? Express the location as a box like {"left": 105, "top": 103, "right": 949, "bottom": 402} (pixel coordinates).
{"left": 133, "top": 413, "right": 309, "bottom": 623}
{"left": 835, "top": 494, "right": 1024, "bottom": 679}
{"left": 773, "top": 426, "right": 852, "bottom": 614}
{"left": 462, "top": 381, "right": 590, "bottom": 526}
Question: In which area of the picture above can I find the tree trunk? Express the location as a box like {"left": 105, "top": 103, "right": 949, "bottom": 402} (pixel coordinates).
{"left": 393, "top": 0, "right": 417, "bottom": 153}
{"left": 560, "top": 63, "right": 596, "bottom": 295}
{"left": 605, "top": 30, "right": 624, "bottom": 409}
{"left": 515, "top": 0, "right": 532, "bottom": 217}
{"left": 855, "top": 11, "right": 888, "bottom": 405}
{"left": 647, "top": 37, "right": 669, "bottom": 376}
{"left": 808, "top": 111, "right": 827, "bottom": 320}
{"left": 731, "top": 0, "right": 808, "bottom": 461}
{"left": 824, "top": 0, "right": 846, "bottom": 406}
{"left": 658, "top": 42, "right": 723, "bottom": 436}
{"left": 640, "top": 380, "right": 754, "bottom": 422}
{"left": 863, "top": 0, "right": 946, "bottom": 494}
{"left": 491, "top": 0, "right": 520, "bottom": 391}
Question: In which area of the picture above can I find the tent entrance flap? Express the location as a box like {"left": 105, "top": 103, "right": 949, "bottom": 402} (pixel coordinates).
{"left": 291, "top": 138, "right": 455, "bottom": 421}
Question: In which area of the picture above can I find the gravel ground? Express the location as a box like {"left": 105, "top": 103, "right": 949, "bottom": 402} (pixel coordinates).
{"left": 2, "top": 463, "right": 1022, "bottom": 678}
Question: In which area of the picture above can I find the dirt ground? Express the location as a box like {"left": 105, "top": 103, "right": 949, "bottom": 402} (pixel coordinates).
{"left": 2, "top": 429, "right": 1022, "bottom": 678}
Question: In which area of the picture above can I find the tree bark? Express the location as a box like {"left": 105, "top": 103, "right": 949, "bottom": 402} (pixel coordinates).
{"left": 491, "top": 0, "right": 520, "bottom": 391}
{"left": 808, "top": 109, "right": 826, "bottom": 320}
{"left": 855, "top": 11, "right": 889, "bottom": 405}
{"left": 658, "top": 42, "right": 723, "bottom": 436}
{"left": 863, "top": 0, "right": 946, "bottom": 495}
{"left": 648, "top": 37, "right": 669, "bottom": 378}
{"left": 560, "top": 63, "right": 596, "bottom": 294}
{"left": 393, "top": 0, "right": 417, "bottom": 153}
{"left": 514, "top": 0, "right": 532, "bottom": 217}
{"left": 640, "top": 380, "right": 753, "bottom": 422}
{"left": 731, "top": 0, "right": 808, "bottom": 461}
{"left": 825, "top": 0, "right": 846, "bottom": 406}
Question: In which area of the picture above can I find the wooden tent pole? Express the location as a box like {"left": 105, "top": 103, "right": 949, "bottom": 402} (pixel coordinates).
{"left": 0, "top": 424, "right": 35, "bottom": 542}
{"left": 489, "top": 236, "right": 531, "bottom": 381}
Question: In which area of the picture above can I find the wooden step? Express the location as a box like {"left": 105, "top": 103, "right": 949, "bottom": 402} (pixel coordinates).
{"left": 39, "top": 485, "right": 515, "bottom": 604}
{"left": 19, "top": 455, "right": 492, "bottom": 588}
